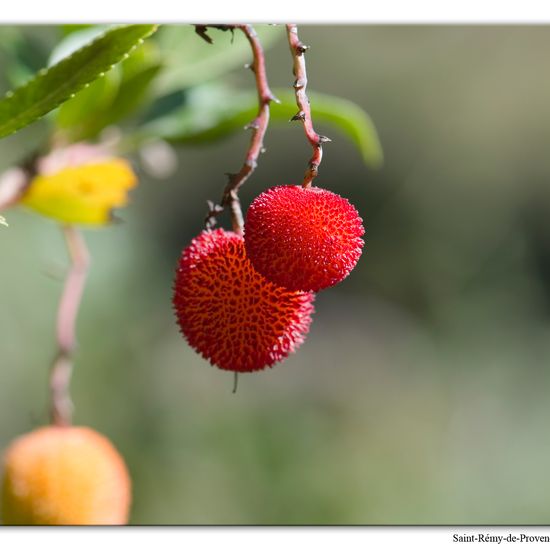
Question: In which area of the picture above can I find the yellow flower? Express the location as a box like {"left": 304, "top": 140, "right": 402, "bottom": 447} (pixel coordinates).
{"left": 21, "top": 159, "right": 137, "bottom": 226}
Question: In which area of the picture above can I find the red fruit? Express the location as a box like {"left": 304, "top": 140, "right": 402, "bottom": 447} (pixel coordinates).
{"left": 173, "top": 229, "right": 315, "bottom": 372}
{"left": 244, "top": 185, "right": 365, "bottom": 292}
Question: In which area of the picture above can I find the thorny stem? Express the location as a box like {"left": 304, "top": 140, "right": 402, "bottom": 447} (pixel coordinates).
{"left": 50, "top": 225, "right": 90, "bottom": 426}
{"left": 286, "top": 24, "right": 330, "bottom": 188}
{"left": 198, "top": 24, "right": 277, "bottom": 234}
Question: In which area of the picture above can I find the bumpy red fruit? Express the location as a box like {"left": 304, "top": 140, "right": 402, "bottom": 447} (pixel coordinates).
{"left": 244, "top": 185, "right": 365, "bottom": 292}
{"left": 173, "top": 229, "right": 315, "bottom": 372}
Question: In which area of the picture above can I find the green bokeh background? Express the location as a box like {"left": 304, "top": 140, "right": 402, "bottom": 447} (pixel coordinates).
{"left": 2, "top": 25, "right": 550, "bottom": 524}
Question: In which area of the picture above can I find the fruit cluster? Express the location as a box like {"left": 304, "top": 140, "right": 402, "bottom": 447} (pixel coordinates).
{"left": 173, "top": 184, "right": 365, "bottom": 373}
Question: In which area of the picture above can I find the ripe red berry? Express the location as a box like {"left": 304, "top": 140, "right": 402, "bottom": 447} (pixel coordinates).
{"left": 173, "top": 228, "right": 315, "bottom": 372}
{"left": 244, "top": 185, "right": 365, "bottom": 292}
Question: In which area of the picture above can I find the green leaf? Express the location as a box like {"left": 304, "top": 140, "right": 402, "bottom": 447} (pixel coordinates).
{"left": 48, "top": 26, "right": 112, "bottom": 66}
{"left": 55, "top": 35, "right": 162, "bottom": 141}
{"left": 154, "top": 25, "right": 283, "bottom": 95}
{"left": 59, "top": 24, "right": 95, "bottom": 38}
{"left": 56, "top": 67, "right": 122, "bottom": 131}
{"left": 74, "top": 64, "right": 162, "bottom": 141}
{"left": 104, "top": 64, "right": 162, "bottom": 124}
{"left": 141, "top": 86, "right": 383, "bottom": 169}
{"left": 0, "top": 24, "right": 158, "bottom": 140}
{"left": 86, "top": 40, "right": 163, "bottom": 135}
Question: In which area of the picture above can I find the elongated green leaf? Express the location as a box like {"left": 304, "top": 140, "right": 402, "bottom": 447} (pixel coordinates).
{"left": 49, "top": 26, "right": 112, "bottom": 66}
{"left": 142, "top": 86, "right": 383, "bottom": 168}
{"left": 60, "top": 24, "right": 95, "bottom": 38}
{"left": 0, "top": 24, "right": 158, "bottom": 140}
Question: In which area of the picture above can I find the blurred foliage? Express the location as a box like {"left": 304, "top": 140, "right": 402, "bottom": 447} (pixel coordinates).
{"left": 153, "top": 25, "right": 283, "bottom": 94}
{"left": 3, "top": 25, "right": 550, "bottom": 526}
{"left": 53, "top": 31, "right": 163, "bottom": 141}
{"left": 0, "top": 24, "right": 379, "bottom": 166}
{"left": 0, "top": 25, "right": 157, "bottom": 139}
{"left": 141, "top": 86, "right": 383, "bottom": 168}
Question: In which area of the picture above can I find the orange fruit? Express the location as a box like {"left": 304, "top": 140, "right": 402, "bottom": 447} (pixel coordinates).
{"left": 1, "top": 426, "right": 131, "bottom": 525}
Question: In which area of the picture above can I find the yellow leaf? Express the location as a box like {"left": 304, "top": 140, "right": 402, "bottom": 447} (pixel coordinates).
{"left": 21, "top": 160, "right": 137, "bottom": 225}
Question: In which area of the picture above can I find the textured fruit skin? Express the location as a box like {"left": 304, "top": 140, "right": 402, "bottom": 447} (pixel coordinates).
{"left": 1, "top": 426, "right": 131, "bottom": 525}
{"left": 173, "top": 229, "right": 315, "bottom": 372}
{"left": 244, "top": 185, "right": 365, "bottom": 292}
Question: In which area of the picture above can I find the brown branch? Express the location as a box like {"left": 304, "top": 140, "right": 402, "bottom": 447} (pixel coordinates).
{"left": 286, "top": 24, "right": 330, "bottom": 188}
{"left": 0, "top": 156, "right": 37, "bottom": 212}
{"left": 200, "top": 24, "right": 277, "bottom": 234}
{"left": 50, "top": 225, "right": 90, "bottom": 426}
{"left": 0, "top": 169, "right": 27, "bottom": 211}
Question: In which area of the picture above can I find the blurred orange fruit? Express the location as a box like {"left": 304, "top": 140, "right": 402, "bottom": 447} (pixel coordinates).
{"left": 1, "top": 426, "right": 131, "bottom": 525}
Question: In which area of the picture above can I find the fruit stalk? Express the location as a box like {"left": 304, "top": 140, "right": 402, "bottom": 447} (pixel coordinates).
{"left": 50, "top": 225, "right": 90, "bottom": 426}
{"left": 286, "top": 24, "right": 330, "bottom": 188}
{"left": 200, "top": 24, "right": 277, "bottom": 234}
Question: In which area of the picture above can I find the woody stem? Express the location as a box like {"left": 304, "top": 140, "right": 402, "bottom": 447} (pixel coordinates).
{"left": 49, "top": 225, "right": 90, "bottom": 426}
{"left": 286, "top": 24, "right": 330, "bottom": 188}
{"left": 200, "top": 24, "right": 277, "bottom": 233}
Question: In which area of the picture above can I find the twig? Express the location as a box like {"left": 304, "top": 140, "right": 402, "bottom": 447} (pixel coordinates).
{"left": 49, "top": 226, "right": 90, "bottom": 426}
{"left": 286, "top": 24, "right": 330, "bottom": 188}
{"left": 0, "top": 154, "right": 38, "bottom": 212}
{"left": 0, "top": 169, "right": 27, "bottom": 212}
{"left": 199, "top": 24, "right": 277, "bottom": 234}
{"left": 194, "top": 24, "right": 234, "bottom": 44}
{"left": 0, "top": 166, "right": 34, "bottom": 211}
